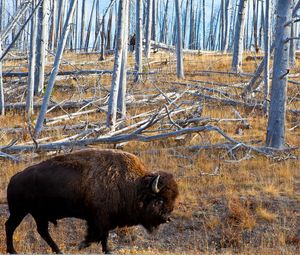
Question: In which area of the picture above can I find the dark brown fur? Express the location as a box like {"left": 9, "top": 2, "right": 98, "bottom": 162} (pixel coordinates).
{"left": 5, "top": 149, "right": 179, "bottom": 254}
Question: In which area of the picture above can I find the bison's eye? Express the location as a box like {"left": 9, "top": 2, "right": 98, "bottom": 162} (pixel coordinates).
{"left": 154, "top": 199, "right": 164, "bottom": 206}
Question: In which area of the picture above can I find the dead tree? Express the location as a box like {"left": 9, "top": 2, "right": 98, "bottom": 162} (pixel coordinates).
{"left": 27, "top": 0, "right": 38, "bottom": 116}
{"left": 34, "top": 0, "right": 77, "bottom": 138}
{"left": 175, "top": 0, "right": 185, "bottom": 79}
{"left": 0, "top": 38, "right": 4, "bottom": 115}
{"left": 266, "top": 0, "right": 292, "bottom": 148}
{"left": 145, "top": 0, "right": 152, "bottom": 58}
{"left": 34, "top": 0, "right": 48, "bottom": 95}
{"left": 107, "top": 0, "right": 127, "bottom": 131}
{"left": 231, "top": 0, "right": 247, "bottom": 72}
{"left": 135, "top": 0, "right": 143, "bottom": 82}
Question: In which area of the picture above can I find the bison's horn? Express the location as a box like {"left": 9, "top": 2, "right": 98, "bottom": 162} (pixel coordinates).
{"left": 152, "top": 175, "right": 160, "bottom": 193}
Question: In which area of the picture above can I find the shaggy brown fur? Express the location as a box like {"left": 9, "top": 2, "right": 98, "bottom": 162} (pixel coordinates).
{"left": 5, "top": 149, "right": 179, "bottom": 254}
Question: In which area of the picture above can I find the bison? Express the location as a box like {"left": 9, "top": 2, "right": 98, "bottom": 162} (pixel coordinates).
{"left": 5, "top": 149, "right": 179, "bottom": 254}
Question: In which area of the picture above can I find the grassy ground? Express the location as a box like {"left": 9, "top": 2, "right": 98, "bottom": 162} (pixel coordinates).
{"left": 0, "top": 51, "right": 299, "bottom": 254}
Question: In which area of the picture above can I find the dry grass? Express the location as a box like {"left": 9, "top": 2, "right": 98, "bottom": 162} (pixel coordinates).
{"left": 0, "top": 51, "right": 299, "bottom": 254}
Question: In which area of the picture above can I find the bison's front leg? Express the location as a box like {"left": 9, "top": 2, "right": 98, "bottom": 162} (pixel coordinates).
{"left": 100, "top": 231, "right": 111, "bottom": 254}
{"left": 79, "top": 221, "right": 112, "bottom": 254}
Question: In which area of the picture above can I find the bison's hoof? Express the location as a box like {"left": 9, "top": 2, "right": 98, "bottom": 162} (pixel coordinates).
{"left": 7, "top": 250, "right": 17, "bottom": 254}
{"left": 78, "top": 241, "right": 91, "bottom": 250}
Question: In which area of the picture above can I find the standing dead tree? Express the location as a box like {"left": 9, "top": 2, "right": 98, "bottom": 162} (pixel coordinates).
{"left": 107, "top": 0, "right": 127, "bottom": 131}
{"left": 266, "top": 0, "right": 292, "bottom": 148}
{"left": 34, "top": 0, "right": 77, "bottom": 138}
{"left": 134, "top": 0, "right": 143, "bottom": 83}
{"left": 145, "top": 0, "right": 152, "bottom": 58}
{"left": 175, "top": 0, "right": 185, "bottom": 79}
{"left": 0, "top": 38, "right": 3, "bottom": 115}
{"left": 232, "top": 0, "right": 248, "bottom": 72}
{"left": 27, "top": 0, "right": 38, "bottom": 116}
{"left": 34, "top": 0, "right": 48, "bottom": 95}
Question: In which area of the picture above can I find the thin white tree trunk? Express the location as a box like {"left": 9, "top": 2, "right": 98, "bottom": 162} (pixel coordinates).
{"left": 135, "top": 0, "right": 143, "bottom": 82}
{"left": 50, "top": 0, "right": 56, "bottom": 51}
{"left": 189, "top": 0, "right": 195, "bottom": 49}
{"left": 145, "top": 0, "right": 153, "bottom": 58}
{"left": 231, "top": 0, "right": 247, "bottom": 72}
{"left": 263, "top": 0, "right": 270, "bottom": 113}
{"left": 175, "top": 0, "right": 184, "bottom": 79}
{"left": 107, "top": 0, "right": 126, "bottom": 130}
{"left": 100, "top": 15, "right": 106, "bottom": 60}
{"left": 151, "top": 0, "right": 156, "bottom": 41}
{"left": 27, "top": 0, "right": 37, "bottom": 116}
{"left": 266, "top": 0, "right": 292, "bottom": 148}
{"left": 160, "top": 0, "right": 169, "bottom": 43}
{"left": 0, "top": 39, "right": 4, "bottom": 115}
{"left": 223, "top": 0, "right": 230, "bottom": 52}
{"left": 202, "top": 0, "right": 206, "bottom": 49}
{"left": 80, "top": 0, "right": 86, "bottom": 50}
{"left": 84, "top": 0, "right": 96, "bottom": 52}
{"left": 106, "top": 7, "right": 113, "bottom": 49}
{"left": 183, "top": 0, "right": 190, "bottom": 48}
{"left": 117, "top": 0, "right": 129, "bottom": 119}
{"left": 34, "top": 0, "right": 77, "bottom": 138}
{"left": 34, "top": 0, "right": 48, "bottom": 95}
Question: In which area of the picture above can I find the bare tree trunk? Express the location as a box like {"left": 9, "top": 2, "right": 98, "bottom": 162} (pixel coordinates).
{"left": 34, "top": 0, "right": 48, "bottom": 95}
{"left": 202, "top": 0, "right": 206, "bottom": 49}
{"left": 266, "top": 0, "right": 292, "bottom": 148}
{"left": 289, "top": 0, "right": 296, "bottom": 67}
{"left": 74, "top": 0, "right": 79, "bottom": 51}
{"left": 117, "top": 0, "right": 129, "bottom": 119}
{"left": 151, "top": 0, "right": 156, "bottom": 41}
{"left": 27, "top": 0, "right": 38, "bottom": 116}
{"left": 94, "top": 0, "right": 100, "bottom": 51}
{"left": 222, "top": 0, "right": 230, "bottom": 52}
{"left": 80, "top": 0, "right": 86, "bottom": 50}
{"left": 107, "top": 0, "right": 126, "bottom": 131}
{"left": 175, "top": 0, "right": 184, "bottom": 79}
{"left": 145, "top": 0, "right": 153, "bottom": 58}
{"left": 207, "top": 0, "right": 215, "bottom": 50}
{"left": 34, "top": 0, "right": 77, "bottom": 138}
{"left": 84, "top": 0, "right": 96, "bottom": 52}
{"left": 231, "top": 0, "right": 247, "bottom": 72}
{"left": 49, "top": 0, "right": 56, "bottom": 51}
{"left": 55, "top": 0, "right": 64, "bottom": 49}
{"left": 160, "top": 0, "right": 169, "bottom": 44}
{"left": 100, "top": 15, "right": 106, "bottom": 60}
{"left": 183, "top": 0, "right": 189, "bottom": 48}
{"left": 0, "top": 38, "right": 4, "bottom": 115}
{"left": 106, "top": 7, "right": 113, "bottom": 49}
{"left": 263, "top": 0, "right": 270, "bottom": 113}
{"left": 189, "top": 0, "right": 195, "bottom": 49}
{"left": 135, "top": 0, "right": 143, "bottom": 82}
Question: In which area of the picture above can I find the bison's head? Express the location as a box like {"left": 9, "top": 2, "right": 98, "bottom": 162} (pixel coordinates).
{"left": 138, "top": 171, "right": 179, "bottom": 233}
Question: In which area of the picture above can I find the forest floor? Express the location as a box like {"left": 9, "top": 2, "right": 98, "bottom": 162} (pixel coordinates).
{"left": 0, "top": 50, "right": 299, "bottom": 254}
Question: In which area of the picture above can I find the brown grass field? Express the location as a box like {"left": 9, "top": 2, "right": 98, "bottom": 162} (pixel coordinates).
{"left": 0, "top": 51, "right": 299, "bottom": 254}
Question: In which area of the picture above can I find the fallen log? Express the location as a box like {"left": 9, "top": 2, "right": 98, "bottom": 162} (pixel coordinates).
{"left": 2, "top": 69, "right": 157, "bottom": 78}
{"left": 0, "top": 125, "right": 227, "bottom": 152}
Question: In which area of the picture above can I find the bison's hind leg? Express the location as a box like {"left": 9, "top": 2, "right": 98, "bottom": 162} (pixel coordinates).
{"left": 33, "top": 217, "right": 62, "bottom": 254}
{"left": 5, "top": 212, "right": 27, "bottom": 254}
